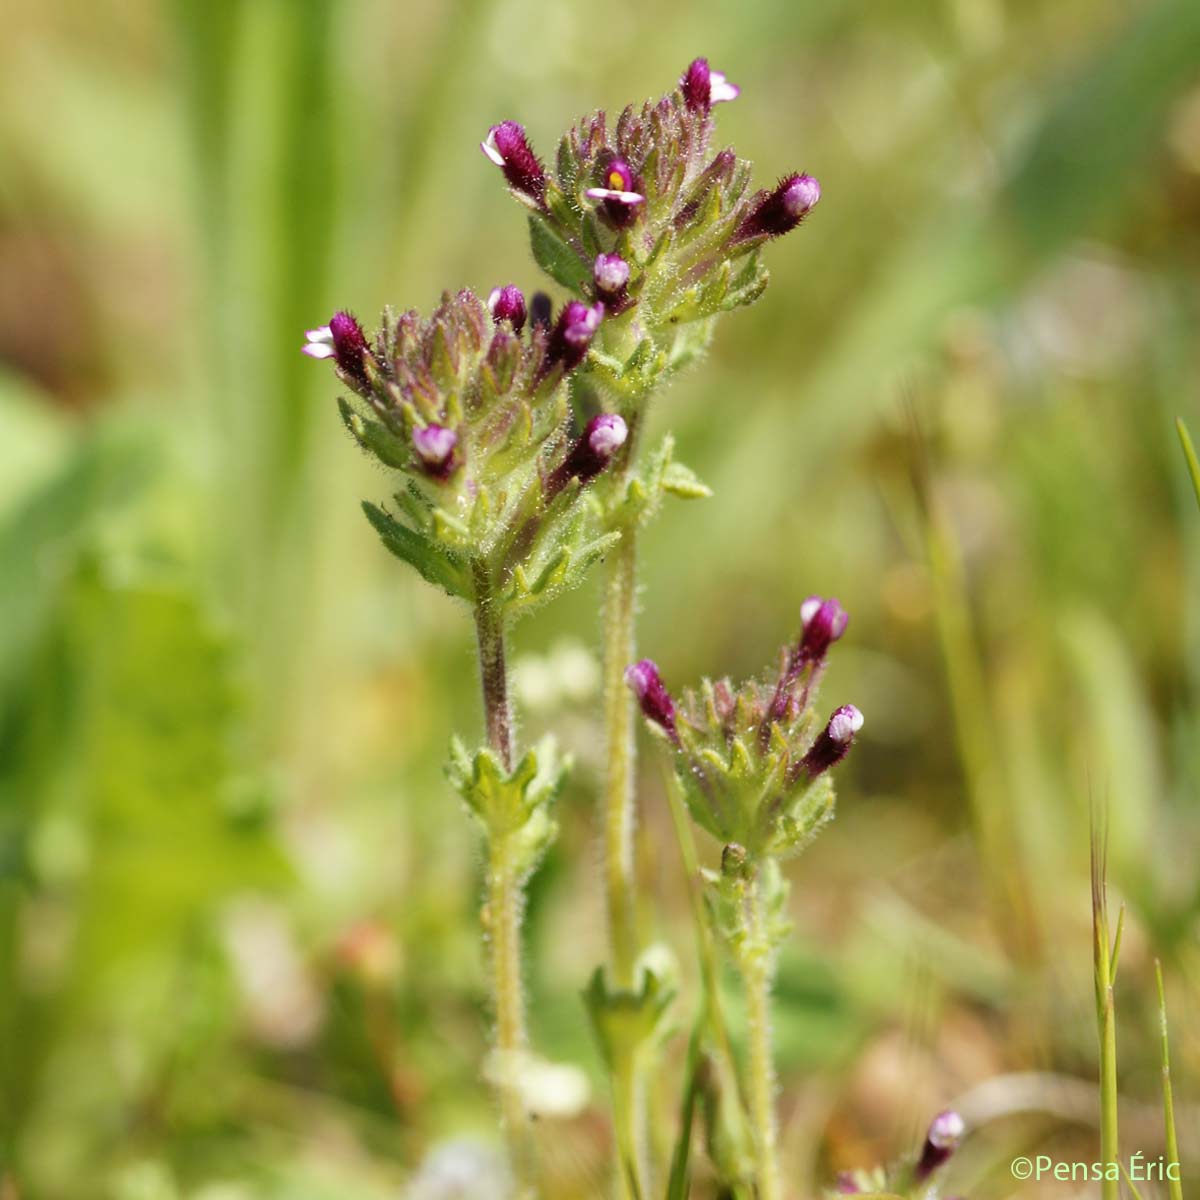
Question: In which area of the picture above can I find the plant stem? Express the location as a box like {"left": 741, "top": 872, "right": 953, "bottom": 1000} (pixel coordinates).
{"left": 485, "top": 829, "right": 535, "bottom": 1191}
{"left": 744, "top": 871, "right": 782, "bottom": 1200}
{"left": 474, "top": 585, "right": 514, "bottom": 770}
{"left": 601, "top": 505, "right": 649, "bottom": 1198}
{"left": 613, "top": 1054, "right": 648, "bottom": 1200}
{"left": 602, "top": 528, "right": 639, "bottom": 985}
{"left": 472, "top": 585, "right": 533, "bottom": 1190}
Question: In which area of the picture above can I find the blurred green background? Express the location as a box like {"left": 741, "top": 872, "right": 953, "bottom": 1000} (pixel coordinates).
{"left": 3, "top": 1, "right": 1200, "bottom": 1197}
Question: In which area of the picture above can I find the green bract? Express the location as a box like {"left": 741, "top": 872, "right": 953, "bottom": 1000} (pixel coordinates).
{"left": 445, "top": 735, "right": 569, "bottom": 873}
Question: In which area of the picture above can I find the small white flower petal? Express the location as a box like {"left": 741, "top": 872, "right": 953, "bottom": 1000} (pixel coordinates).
{"left": 480, "top": 132, "right": 505, "bottom": 166}
{"left": 584, "top": 187, "right": 646, "bottom": 205}
{"left": 800, "top": 596, "right": 823, "bottom": 626}
{"left": 305, "top": 325, "right": 333, "bottom": 343}
{"left": 301, "top": 342, "right": 335, "bottom": 360}
{"left": 710, "top": 79, "right": 741, "bottom": 104}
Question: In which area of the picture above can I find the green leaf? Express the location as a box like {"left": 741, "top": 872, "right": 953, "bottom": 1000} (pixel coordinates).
{"left": 337, "top": 398, "right": 410, "bottom": 469}
{"left": 528, "top": 214, "right": 589, "bottom": 292}
{"left": 65, "top": 573, "right": 290, "bottom": 980}
{"left": 361, "top": 501, "right": 472, "bottom": 600}
{"left": 662, "top": 460, "right": 712, "bottom": 500}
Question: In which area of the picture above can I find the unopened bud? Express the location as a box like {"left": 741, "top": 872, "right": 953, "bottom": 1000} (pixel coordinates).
{"left": 487, "top": 284, "right": 527, "bottom": 332}
{"left": 481, "top": 121, "right": 546, "bottom": 205}
{"left": 734, "top": 173, "right": 820, "bottom": 243}
{"left": 624, "top": 659, "right": 678, "bottom": 742}
{"left": 915, "top": 1110, "right": 965, "bottom": 1181}
{"left": 412, "top": 423, "right": 458, "bottom": 479}
{"left": 797, "top": 705, "right": 863, "bottom": 779}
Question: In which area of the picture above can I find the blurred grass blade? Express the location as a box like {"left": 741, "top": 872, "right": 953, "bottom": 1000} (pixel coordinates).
{"left": 666, "top": 1023, "right": 703, "bottom": 1200}
{"left": 1155, "top": 961, "right": 1184, "bottom": 1200}
{"left": 1178, "top": 417, "right": 1200, "bottom": 512}
{"left": 1091, "top": 811, "right": 1120, "bottom": 1200}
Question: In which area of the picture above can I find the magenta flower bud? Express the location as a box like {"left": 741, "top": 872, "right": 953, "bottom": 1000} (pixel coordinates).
{"left": 585, "top": 157, "right": 646, "bottom": 228}
{"left": 734, "top": 173, "right": 821, "bottom": 242}
{"left": 543, "top": 300, "right": 603, "bottom": 374}
{"left": 798, "top": 705, "right": 863, "bottom": 779}
{"left": 545, "top": 413, "right": 627, "bottom": 497}
{"left": 593, "top": 252, "right": 631, "bottom": 305}
{"left": 303, "top": 310, "right": 372, "bottom": 387}
{"left": 680, "top": 57, "right": 741, "bottom": 112}
{"left": 529, "top": 291, "right": 553, "bottom": 331}
{"left": 412, "top": 423, "right": 458, "bottom": 480}
{"left": 625, "top": 659, "right": 678, "bottom": 742}
{"left": 914, "top": 1110, "right": 965, "bottom": 1181}
{"left": 481, "top": 121, "right": 546, "bottom": 204}
{"left": 798, "top": 596, "right": 849, "bottom": 663}
{"left": 488, "top": 284, "right": 527, "bottom": 332}
{"left": 835, "top": 1174, "right": 861, "bottom": 1195}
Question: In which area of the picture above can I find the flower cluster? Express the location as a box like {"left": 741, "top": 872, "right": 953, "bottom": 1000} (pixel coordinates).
{"left": 304, "top": 290, "right": 624, "bottom": 616}
{"left": 482, "top": 57, "right": 820, "bottom": 405}
{"left": 627, "top": 595, "right": 859, "bottom": 860}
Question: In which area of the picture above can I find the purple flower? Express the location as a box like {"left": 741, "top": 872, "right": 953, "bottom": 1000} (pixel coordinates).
{"left": 481, "top": 121, "right": 546, "bottom": 204}
{"left": 914, "top": 1111, "right": 965, "bottom": 1181}
{"left": 834, "top": 1174, "right": 861, "bottom": 1195}
{"left": 734, "top": 173, "right": 821, "bottom": 242}
{"left": 797, "top": 705, "right": 863, "bottom": 779}
{"left": 585, "top": 157, "right": 646, "bottom": 227}
{"left": 797, "top": 595, "right": 849, "bottom": 664}
{"left": 412, "top": 423, "right": 458, "bottom": 480}
{"left": 546, "top": 413, "right": 628, "bottom": 497}
{"left": 488, "top": 284, "right": 527, "bottom": 332}
{"left": 625, "top": 659, "right": 678, "bottom": 742}
{"left": 680, "top": 57, "right": 741, "bottom": 112}
{"left": 593, "top": 253, "right": 631, "bottom": 309}
{"left": 303, "top": 311, "right": 371, "bottom": 387}
{"left": 543, "top": 300, "right": 604, "bottom": 374}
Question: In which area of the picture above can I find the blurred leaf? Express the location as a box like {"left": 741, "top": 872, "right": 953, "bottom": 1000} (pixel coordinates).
{"left": 0, "top": 421, "right": 153, "bottom": 702}
{"left": 1007, "top": 0, "right": 1200, "bottom": 252}
{"left": 65, "top": 570, "right": 290, "bottom": 980}
{"left": 1177, "top": 417, "right": 1200, "bottom": 512}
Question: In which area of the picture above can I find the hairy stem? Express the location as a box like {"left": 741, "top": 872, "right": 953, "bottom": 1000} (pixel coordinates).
{"left": 744, "top": 873, "right": 782, "bottom": 1200}
{"left": 602, "top": 528, "right": 639, "bottom": 985}
{"left": 485, "top": 830, "right": 534, "bottom": 1190}
{"left": 473, "top": 586, "right": 533, "bottom": 1189}
{"left": 475, "top": 586, "right": 514, "bottom": 770}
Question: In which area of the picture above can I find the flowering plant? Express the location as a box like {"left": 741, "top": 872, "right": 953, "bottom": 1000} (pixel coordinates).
{"left": 304, "top": 54, "right": 964, "bottom": 1200}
